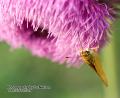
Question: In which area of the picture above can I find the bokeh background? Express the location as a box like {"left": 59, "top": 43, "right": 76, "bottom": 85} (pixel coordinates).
{"left": 0, "top": 18, "right": 120, "bottom": 98}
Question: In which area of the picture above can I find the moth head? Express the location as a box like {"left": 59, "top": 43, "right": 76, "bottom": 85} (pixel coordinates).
{"left": 80, "top": 50, "right": 91, "bottom": 57}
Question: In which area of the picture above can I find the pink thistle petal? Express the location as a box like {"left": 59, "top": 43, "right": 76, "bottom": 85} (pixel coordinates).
{"left": 0, "top": 0, "right": 116, "bottom": 67}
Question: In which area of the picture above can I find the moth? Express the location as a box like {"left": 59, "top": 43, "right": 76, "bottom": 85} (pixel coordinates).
{"left": 80, "top": 47, "right": 108, "bottom": 86}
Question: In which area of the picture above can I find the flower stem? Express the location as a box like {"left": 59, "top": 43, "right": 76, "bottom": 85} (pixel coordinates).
{"left": 102, "top": 41, "right": 118, "bottom": 98}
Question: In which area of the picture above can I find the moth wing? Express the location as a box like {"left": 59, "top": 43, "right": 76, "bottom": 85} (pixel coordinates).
{"left": 93, "top": 52, "right": 108, "bottom": 86}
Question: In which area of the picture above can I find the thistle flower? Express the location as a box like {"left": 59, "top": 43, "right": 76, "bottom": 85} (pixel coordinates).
{"left": 0, "top": 0, "right": 119, "bottom": 67}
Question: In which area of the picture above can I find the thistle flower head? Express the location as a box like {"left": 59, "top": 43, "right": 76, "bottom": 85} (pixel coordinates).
{"left": 0, "top": 0, "right": 119, "bottom": 67}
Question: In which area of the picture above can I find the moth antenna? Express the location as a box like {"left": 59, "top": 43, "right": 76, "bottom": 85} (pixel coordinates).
{"left": 66, "top": 57, "right": 71, "bottom": 58}
{"left": 77, "top": 32, "right": 83, "bottom": 52}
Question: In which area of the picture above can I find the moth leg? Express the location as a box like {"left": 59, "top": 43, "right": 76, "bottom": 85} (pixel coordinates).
{"left": 91, "top": 45, "right": 99, "bottom": 52}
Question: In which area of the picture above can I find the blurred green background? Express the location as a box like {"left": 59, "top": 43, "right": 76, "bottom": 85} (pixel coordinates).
{"left": 0, "top": 19, "right": 120, "bottom": 98}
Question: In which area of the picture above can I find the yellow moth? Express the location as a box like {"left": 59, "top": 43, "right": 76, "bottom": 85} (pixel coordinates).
{"left": 80, "top": 47, "right": 108, "bottom": 86}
